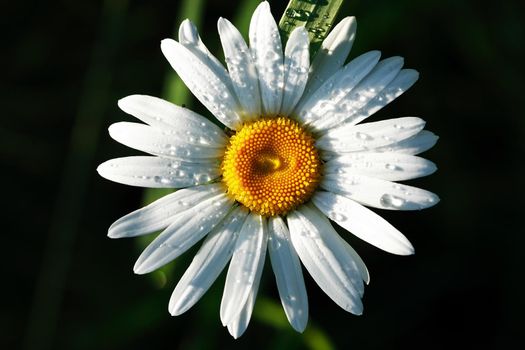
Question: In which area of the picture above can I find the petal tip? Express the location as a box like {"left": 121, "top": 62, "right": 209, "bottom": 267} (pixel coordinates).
{"left": 133, "top": 261, "right": 149, "bottom": 275}
{"left": 96, "top": 162, "right": 105, "bottom": 176}
{"left": 291, "top": 320, "right": 307, "bottom": 333}
{"left": 107, "top": 230, "right": 121, "bottom": 239}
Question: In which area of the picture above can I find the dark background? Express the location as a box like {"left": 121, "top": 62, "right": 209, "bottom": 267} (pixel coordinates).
{"left": 3, "top": 0, "right": 524, "bottom": 349}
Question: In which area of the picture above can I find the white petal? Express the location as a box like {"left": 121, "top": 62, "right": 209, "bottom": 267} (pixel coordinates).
{"left": 133, "top": 194, "right": 233, "bottom": 274}
{"left": 375, "top": 130, "right": 439, "bottom": 155}
{"left": 218, "top": 17, "right": 261, "bottom": 118}
{"left": 317, "top": 117, "right": 425, "bottom": 153}
{"left": 117, "top": 95, "right": 226, "bottom": 146}
{"left": 288, "top": 205, "right": 364, "bottom": 314}
{"left": 108, "top": 184, "right": 224, "bottom": 238}
{"left": 220, "top": 213, "right": 268, "bottom": 326}
{"left": 280, "top": 27, "right": 310, "bottom": 116}
{"left": 321, "top": 173, "right": 440, "bottom": 210}
{"left": 311, "top": 57, "right": 405, "bottom": 131}
{"left": 268, "top": 216, "right": 308, "bottom": 332}
{"left": 295, "top": 51, "right": 381, "bottom": 125}
{"left": 226, "top": 265, "right": 261, "bottom": 339}
{"left": 108, "top": 122, "right": 224, "bottom": 160}
{"left": 178, "top": 19, "right": 233, "bottom": 92}
{"left": 340, "top": 69, "right": 420, "bottom": 128}
{"left": 324, "top": 152, "right": 437, "bottom": 181}
{"left": 161, "top": 39, "right": 243, "bottom": 129}
{"left": 249, "top": 1, "right": 284, "bottom": 114}
{"left": 313, "top": 191, "right": 414, "bottom": 255}
{"left": 97, "top": 156, "right": 220, "bottom": 188}
{"left": 302, "top": 17, "right": 357, "bottom": 97}
{"left": 344, "top": 242, "right": 370, "bottom": 285}
{"left": 169, "top": 207, "right": 249, "bottom": 316}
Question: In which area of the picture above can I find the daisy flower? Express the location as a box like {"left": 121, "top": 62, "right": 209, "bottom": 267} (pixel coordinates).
{"left": 97, "top": 1, "right": 439, "bottom": 338}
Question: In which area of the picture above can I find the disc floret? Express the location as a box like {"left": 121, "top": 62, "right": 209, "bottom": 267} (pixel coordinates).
{"left": 222, "top": 117, "right": 321, "bottom": 216}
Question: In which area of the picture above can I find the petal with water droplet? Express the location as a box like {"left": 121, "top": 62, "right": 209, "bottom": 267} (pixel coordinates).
{"left": 302, "top": 16, "right": 357, "bottom": 98}
{"left": 280, "top": 27, "right": 310, "bottom": 117}
{"left": 118, "top": 95, "right": 227, "bottom": 146}
{"left": 97, "top": 156, "right": 220, "bottom": 188}
{"left": 161, "top": 39, "right": 243, "bottom": 129}
{"left": 107, "top": 184, "right": 224, "bottom": 238}
{"left": 321, "top": 173, "right": 440, "bottom": 210}
{"left": 339, "top": 69, "right": 420, "bottom": 128}
{"left": 226, "top": 261, "right": 261, "bottom": 339}
{"left": 249, "top": 1, "right": 284, "bottom": 114}
{"left": 220, "top": 213, "right": 268, "bottom": 326}
{"left": 178, "top": 19, "right": 232, "bottom": 92}
{"left": 313, "top": 191, "right": 414, "bottom": 255}
{"left": 317, "top": 117, "right": 426, "bottom": 153}
{"left": 295, "top": 51, "right": 381, "bottom": 125}
{"left": 108, "top": 122, "right": 224, "bottom": 161}
{"left": 375, "top": 130, "right": 439, "bottom": 155}
{"left": 133, "top": 193, "right": 233, "bottom": 274}
{"left": 324, "top": 152, "right": 437, "bottom": 181}
{"left": 169, "top": 207, "right": 249, "bottom": 316}
{"left": 268, "top": 216, "right": 308, "bottom": 332}
{"left": 311, "top": 57, "right": 405, "bottom": 131}
{"left": 218, "top": 17, "right": 261, "bottom": 118}
{"left": 287, "top": 205, "right": 364, "bottom": 314}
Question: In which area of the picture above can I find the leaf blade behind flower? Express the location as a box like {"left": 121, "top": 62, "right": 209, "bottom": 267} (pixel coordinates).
{"left": 278, "top": 0, "right": 345, "bottom": 57}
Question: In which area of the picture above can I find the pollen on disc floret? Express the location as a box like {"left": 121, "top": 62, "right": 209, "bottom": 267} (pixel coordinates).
{"left": 221, "top": 117, "right": 322, "bottom": 216}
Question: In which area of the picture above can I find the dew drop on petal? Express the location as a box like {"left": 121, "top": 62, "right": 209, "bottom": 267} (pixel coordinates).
{"left": 329, "top": 211, "right": 346, "bottom": 221}
{"left": 380, "top": 194, "right": 406, "bottom": 208}
{"left": 153, "top": 176, "right": 171, "bottom": 185}
{"left": 385, "top": 163, "right": 400, "bottom": 171}
{"left": 356, "top": 132, "right": 372, "bottom": 141}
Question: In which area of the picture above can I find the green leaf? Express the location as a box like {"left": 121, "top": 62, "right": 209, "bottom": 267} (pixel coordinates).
{"left": 278, "top": 0, "right": 345, "bottom": 58}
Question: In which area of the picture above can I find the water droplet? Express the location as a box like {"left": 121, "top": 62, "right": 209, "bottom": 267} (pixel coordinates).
{"left": 329, "top": 212, "right": 346, "bottom": 221}
{"left": 195, "top": 173, "right": 211, "bottom": 183}
{"left": 285, "top": 8, "right": 312, "bottom": 21}
{"left": 385, "top": 163, "right": 400, "bottom": 171}
{"left": 380, "top": 194, "right": 406, "bottom": 208}
{"left": 309, "top": 27, "right": 325, "bottom": 35}
{"left": 154, "top": 176, "right": 171, "bottom": 185}
{"left": 267, "top": 51, "right": 281, "bottom": 62}
{"left": 356, "top": 132, "right": 372, "bottom": 141}
{"left": 286, "top": 295, "right": 297, "bottom": 302}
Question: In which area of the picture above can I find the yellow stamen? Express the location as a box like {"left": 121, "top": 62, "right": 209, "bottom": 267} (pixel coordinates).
{"left": 221, "top": 117, "right": 321, "bottom": 216}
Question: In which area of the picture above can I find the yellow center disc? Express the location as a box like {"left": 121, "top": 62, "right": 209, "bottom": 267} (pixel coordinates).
{"left": 221, "top": 117, "right": 321, "bottom": 216}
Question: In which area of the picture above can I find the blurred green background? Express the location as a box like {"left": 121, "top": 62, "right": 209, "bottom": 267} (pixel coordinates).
{"left": 3, "top": 0, "right": 524, "bottom": 349}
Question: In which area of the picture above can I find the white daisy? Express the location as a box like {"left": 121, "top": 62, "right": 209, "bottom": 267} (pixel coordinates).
{"left": 97, "top": 1, "right": 439, "bottom": 338}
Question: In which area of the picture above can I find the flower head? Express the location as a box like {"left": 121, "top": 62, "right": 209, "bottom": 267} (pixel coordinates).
{"left": 98, "top": 1, "right": 438, "bottom": 338}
